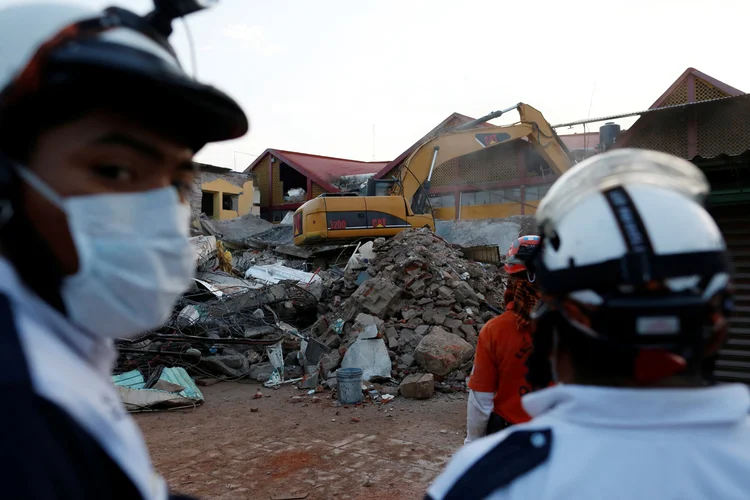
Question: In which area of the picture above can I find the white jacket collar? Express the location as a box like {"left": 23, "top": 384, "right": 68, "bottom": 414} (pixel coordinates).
{"left": 0, "top": 257, "right": 116, "bottom": 374}
{"left": 523, "top": 383, "right": 750, "bottom": 427}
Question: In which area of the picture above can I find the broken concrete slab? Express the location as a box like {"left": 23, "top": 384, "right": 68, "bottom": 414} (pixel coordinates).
{"left": 388, "top": 336, "right": 399, "bottom": 350}
{"left": 385, "top": 326, "right": 399, "bottom": 341}
{"left": 202, "top": 354, "right": 250, "bottom": 378}
{"left": 355, "top": 313, "right": 383, "bottom": 328}
{"left": 399, "top": 373, "right": 435, "bottom": 400}
{"left": 357, "top": 324, "right": 381, "bottom": 340}
{"left": 414, "top": 325, "right": 431, "bottom": 337}
{"left": 443, "top": 318, "right": 463, "bottom": 329}
{"left": 249, "top": 362, "right": 275, "bottom": 382}
{"left": 318, "top": 349, "right": 342, "bottom": 377}
{"left": 400, "top": 353, "right": 416, "bottom": 367}
{"left": 401, "top": 308, "right": 419, "bottom": 321}
{"left": 300, "top": 373, "right": 320, "bottom": 389}
{"left": 459, "top": 324, "right": 477, "bottom": 337}
{"left": 414, "top": 327, "right": 474, "bottom": 377}
{"left": 349, "top": 277, "right": 402, "bottom": 318}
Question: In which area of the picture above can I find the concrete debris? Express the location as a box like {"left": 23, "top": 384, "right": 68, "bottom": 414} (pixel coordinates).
{"left": 121, "top": 216, "right": 510, "bottom": 398}
{"left": 318, "top": 350, "right": 342, "bottom": 378}
{"left": 399, "top": 373, "right": 435, "bottom": 400}
{"left": 245, "top": 263, "right": 323, "bottom": 300}
{"left": 413, "top": 327, "right": 474, "bottom": 377}
{"left": 199, "top": 213, "right": 273, "bottom": 247}
{"left": 434, "top": 216, "right": 536, "bottom": 250}
{"left": 280, "top": 211, "right": 295, "bottom": 225}
{"left": 249, "top": 362, "right": 275, "bottom": 382}
{"left": 348, "top": 277, "right": 402, "bottom": 318}
{"left": 308, "top": 228, "right": 508, "bottom": 389}
{"left": 202, "top": 354, "right": 250, "bottom": 378}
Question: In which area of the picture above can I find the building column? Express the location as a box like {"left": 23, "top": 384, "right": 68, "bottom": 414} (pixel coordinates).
{"left": 517, "top": 143, "right": 527, "bottom": 215}
{"left": 687, "top": 73, "right": 698, "bottom": 159}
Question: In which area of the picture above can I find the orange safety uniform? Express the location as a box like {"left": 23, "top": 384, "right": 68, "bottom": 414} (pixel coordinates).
{"left": 468, "top": 302, "right": 533, "bottom": 424}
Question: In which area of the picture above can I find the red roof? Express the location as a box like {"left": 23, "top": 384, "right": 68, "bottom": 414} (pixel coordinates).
{"left": 649, "top": 67, "right": 743, "bottom": 109}
{"left": 558, "top": 131, "right": 600, "bottom": 150}
{"left": 244, "top": 149, "right": 389, "bottom": 192}
{"left": 615, "top": 67, "right": 745, "bottom": 156}
{"left": 374, "top": 112, "right": 495, "bottom": 179}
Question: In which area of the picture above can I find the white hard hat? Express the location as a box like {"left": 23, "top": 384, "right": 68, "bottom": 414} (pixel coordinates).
{"left": 529, "top": 148, "right": 731, "bottom": 350}
{"left": 0, "top": 2, "right": 247, "bottom": 150}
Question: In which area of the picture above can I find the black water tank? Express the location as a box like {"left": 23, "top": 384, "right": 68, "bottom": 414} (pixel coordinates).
{"left": 599, "top": 122, "right": 621, "bottom": 151}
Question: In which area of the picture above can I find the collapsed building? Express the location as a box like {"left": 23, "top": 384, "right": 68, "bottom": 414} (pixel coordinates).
{"left": 115, "top": 67, "right": 750, "bottom": 410}
{"left": 243, "top": 149, "right": 389, "bottom": 223}
{"left": 189, "top": 162, "right": 261, "bottom": 221}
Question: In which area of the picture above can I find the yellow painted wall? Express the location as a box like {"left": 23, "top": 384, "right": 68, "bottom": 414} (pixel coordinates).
{"left": 459, "top": 202, "right": 522, "bottom": 220}
{"left": 251, "top": 154, "right": 271, "bottom": 208}
{"left": 202, "top": 177, "right": 257, "bottom": 221}
{"left": 524, "top": 200, "right": 540, "bottom": 215}
{"left": 432, "top": 202, "right": 523, "bottom": 220}
{"left": 432, "top": 207, "right": 456, "bottom": 220}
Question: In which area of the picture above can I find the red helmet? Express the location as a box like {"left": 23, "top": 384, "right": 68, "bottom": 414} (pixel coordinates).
{"left": 504, "top": 235, "right": 540, "bottom": 274}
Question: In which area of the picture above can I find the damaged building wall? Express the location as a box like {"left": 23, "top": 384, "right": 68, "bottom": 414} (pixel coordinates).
{"left": 427, "top": 141, "right": 557, "bottom": 220}
{"left": 248, "top": 152, "right": 316, "bottom": 222}
{"left": 190, "top": 162, "right": 261, "bottom": 221}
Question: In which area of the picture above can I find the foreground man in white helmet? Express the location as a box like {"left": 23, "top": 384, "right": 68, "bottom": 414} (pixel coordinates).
{"left": 0, "top": 2, "right": 247, "bottom": 499}
{"left": 427, "top": 148, "right": 750, "bottom": 499}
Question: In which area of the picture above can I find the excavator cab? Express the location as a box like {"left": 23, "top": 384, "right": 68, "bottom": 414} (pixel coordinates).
{"left": 365, "top": 178, "right": 397, "bottom": 196}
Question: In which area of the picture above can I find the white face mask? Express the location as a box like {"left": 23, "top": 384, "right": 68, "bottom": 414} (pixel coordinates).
{"left": 16, "top": 167, "right": 195, "bottom": 338}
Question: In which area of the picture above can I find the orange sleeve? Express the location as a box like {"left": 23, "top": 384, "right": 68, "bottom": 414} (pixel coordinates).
{"left": 468, "top": 321, "right": 500, "bottom": 393}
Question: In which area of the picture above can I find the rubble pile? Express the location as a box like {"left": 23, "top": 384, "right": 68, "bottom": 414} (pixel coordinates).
{"left": 115, "top": 233, "right": 321, "bottom": 387}
{"left": 310, "top": 228, "right": 507, "bottom": 396}
{"left": 116, "top": 218, "right": 510, "bottom": 405}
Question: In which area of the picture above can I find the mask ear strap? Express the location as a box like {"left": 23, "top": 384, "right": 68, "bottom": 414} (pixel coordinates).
{"left": 527, "top": 270, "right": 536, "bottom": 283}
{"left": 14, "top": 165, "right": 65, "bottom": 209}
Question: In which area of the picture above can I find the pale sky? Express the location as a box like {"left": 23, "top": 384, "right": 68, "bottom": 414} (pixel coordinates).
{"left": 6, "top": 0, "right": 750, "bottom": 170}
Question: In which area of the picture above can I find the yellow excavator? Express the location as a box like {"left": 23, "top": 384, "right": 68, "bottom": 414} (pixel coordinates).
{"left": 292, "top": 103, "right": 572, "bottom": 246}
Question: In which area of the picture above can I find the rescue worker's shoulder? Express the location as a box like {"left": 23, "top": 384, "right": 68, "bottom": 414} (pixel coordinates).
{"left": 479, "top": 310, "right": 517, "bottom": 338}
{"left": 426, "top": 426, "right": 552, "bottom": 500}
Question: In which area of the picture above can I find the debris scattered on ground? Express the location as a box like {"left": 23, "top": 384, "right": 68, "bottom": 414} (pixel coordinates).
{"left": 112, "top": 366, "right": 204, "bottom": 412}
{"left": 120, "top": 210, "right": 510, "bottom": 406}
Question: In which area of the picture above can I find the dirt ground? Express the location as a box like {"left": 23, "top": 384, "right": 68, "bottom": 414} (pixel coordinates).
{"left": 136, "top": 382, "right": 468, "bottom": 500}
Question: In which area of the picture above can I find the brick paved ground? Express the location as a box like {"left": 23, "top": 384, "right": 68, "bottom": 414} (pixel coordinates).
{"left": 137, "top": 382, "right": 467, "bottom": 499}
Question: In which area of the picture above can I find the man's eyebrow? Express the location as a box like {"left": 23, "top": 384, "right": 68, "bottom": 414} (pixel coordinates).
{"left": 92, "top": 133, "right": 164, "bottom": 162}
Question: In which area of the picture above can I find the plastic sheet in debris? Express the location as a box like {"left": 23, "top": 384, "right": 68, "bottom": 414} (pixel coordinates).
{"left": 264, "top": 342, "right": 285, "bottom": 388}
{"left": 245, "top": 263, "right": 322, "bottom": 299}
{"left": 331, "top": 318, "right": 345, "bottom": 335}
{"left": 345, "top": 241, "right": 377, "bottom": 273}
{"left": 341, "top": 338, "right": 391, "bottom": 381}
{"left": 193, "top": 272, "right": 261, "bottom": 299}
{"left": 112, "top": 367, "right": 204, "bottom": 412}
{"left": 280, "top": 211, "right": 295, "bottom": 225}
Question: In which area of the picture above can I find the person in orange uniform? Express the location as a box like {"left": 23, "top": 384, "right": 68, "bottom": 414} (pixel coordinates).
{"left": 464, "top": 236, "right": 541, "bottom": 444}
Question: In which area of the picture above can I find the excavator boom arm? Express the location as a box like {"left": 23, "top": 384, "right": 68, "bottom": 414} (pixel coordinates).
{"left": 517, "top": 103, "right": 572, "bottom": 176}
{"left": 394, "top": 103, "right": 572, "bottom": 208}
{"left": 395, "top": 122, "right": 534, "bottom": 201}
